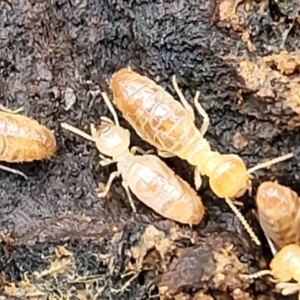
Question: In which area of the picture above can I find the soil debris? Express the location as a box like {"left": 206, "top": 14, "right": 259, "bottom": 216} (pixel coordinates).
{"left": 160, "top": 235, "right": 250, "bottom": 297}
{"left": 224, "top": 53, "right": 300, "bottom": 129}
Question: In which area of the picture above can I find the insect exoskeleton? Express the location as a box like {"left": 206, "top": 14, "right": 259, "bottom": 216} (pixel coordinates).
{"left": 256, "top": 181, "right": 300, "bottom": 253}
{"left": 0, "top": 105, "right": 56, "bottom": 179}
{"left": 108, "top": 67, "right": 294, "bottom": 245}
{"left": 60, "top": 93, "right": 205, "bottom": 226}
{"left": 242, "top": 244, "right": 300, "bottom": 299}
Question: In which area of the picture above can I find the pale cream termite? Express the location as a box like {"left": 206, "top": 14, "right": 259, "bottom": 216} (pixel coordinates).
{"left": 105, "top": 67, "right": 293, "bottom": 245}
{"left": 60, "top": 95, "right": 205, "bottom": 225}
{"left": 0, "top": 105, "right": 56, "bottom": 179}
{"left": 256, "top": 181, "right": 300, "bottom": 254}
{"left": 242, "top": 244, "right": 300, "bottom": 299}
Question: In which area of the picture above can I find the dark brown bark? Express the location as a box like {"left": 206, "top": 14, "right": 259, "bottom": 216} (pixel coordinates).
{"left": 0, "top": 0, "right": 299, "bottom": 299}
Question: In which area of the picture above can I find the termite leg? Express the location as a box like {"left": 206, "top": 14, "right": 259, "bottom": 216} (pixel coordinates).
{"left": 172, "top": 76, "right": 210, "bottom": 136}
{"left": 194, "top": 167, "right": 202, "bottom": 190}
{"left": 225, "top": 197, "right": 261, "bottom": 246}
{"left": 130, "top": 146, "right": 154, "bottom": 155}
{"left": 275, "top": 282, "right": 300, "bottom": 296}
{"left": 101, "top": 92, "right": 120, "bottom": 127}
{"left": 99, "top": 156, "right": 116, "bottom": 167}
{"left": 90, "top": 124, "right": 98, "bottom": 139}
{"left": 157, "top": 150, "right": 175, "bottom": 158}
{"left": 100, "top": 116, "right": 114, "bottom": 124}
{"left": 194, "top": 91, "right": 210, "bottom": 136}
{"left": 0, "top": 104, "right": 24, "bottom": 114}
{"left": 97, "top": 171, "right": 120, "bottom": 198}
{"left": 172, "top": 75, "right": 195, "bottom": 121}
{"left": 246, "top": 179, "right": 253, "bottom": 196}
{"left": 232, "top": 200, "right": 244, "bottom": 206}
{"left": 121, "top": 181, "right": 137, "bottom": 213}
{"left": 266, "top": 236, "right": 278, "bottom": 257}
{"left": 0, "top": 164, "right": 28, "bottom": 179}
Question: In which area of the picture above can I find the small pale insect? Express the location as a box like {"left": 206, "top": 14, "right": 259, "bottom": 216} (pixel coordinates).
{"left": 242, "top": 244, "right": 300, "bottom": 299}
{"left": 256, "top": 181, "right": 300, "bottom": 253}
{"left": 0, "top": 105, "right": 56, "bottom": 179}
{"left": 107, "top": 67, "right": 293, "bottom": 245}
{"left": 60, "top": 94, "right": 205, "bottom": 225}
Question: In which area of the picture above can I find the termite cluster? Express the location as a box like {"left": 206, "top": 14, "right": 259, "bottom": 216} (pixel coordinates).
{"left": 242, "top": 182, "right": 300, "bottom": 299}
{"left": 1, "top": 68, "right": 298, "bottom": 298}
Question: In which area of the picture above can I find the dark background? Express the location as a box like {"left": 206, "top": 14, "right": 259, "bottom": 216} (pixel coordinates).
{"left": 0, "top": 0, "right": 299, "bottom": 299}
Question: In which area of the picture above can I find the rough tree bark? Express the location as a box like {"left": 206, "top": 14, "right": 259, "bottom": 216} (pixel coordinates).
{"left": 0, "top": 0, "right": 299, "bottom": 299}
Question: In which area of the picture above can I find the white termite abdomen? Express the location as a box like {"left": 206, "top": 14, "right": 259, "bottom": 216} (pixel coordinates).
{"left": 118, "top": 154, "right": 204, "bottom": 225}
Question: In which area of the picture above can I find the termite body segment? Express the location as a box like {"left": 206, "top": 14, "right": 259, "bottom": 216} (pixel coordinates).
{"left": 109, "top": 68, "right": 294, "bottom": 245}
{"left": 110, "top": 68, "right": 292, "bottom": 198}
{"left": 60, "top": 96, "right": 205, "bottom": 225}
{"left": 0, "top": 111, "right": 56, "bottom": 162}
{"left": 242, "top": 244, "right": 300, "bottom": 299}
{"left": 113, "top": 151, "right": 204, "bottom": 225}
{"left": 110, "top": 68, "right": 212, "bottom": 191}
{"left": 256, "top": 181, "right": 300, "bottom": 251}
{"left": 0, "top": 107, "right": 56, "bottom": 179}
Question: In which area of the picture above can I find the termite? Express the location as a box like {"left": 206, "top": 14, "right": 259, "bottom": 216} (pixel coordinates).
{"left": 60, "top": 95, "right": 205, "bottom": 226}
{"left": 256, "top": 181, "right": 300, "bottom": 254}
{"left": 0, "top": 105, "right": 56, "bottom": 179}
{"left": 106, "top": 67, "right": 293, "bottom": 245}
{"left": 242, "top": 244, "right": 300, "bottom": 299}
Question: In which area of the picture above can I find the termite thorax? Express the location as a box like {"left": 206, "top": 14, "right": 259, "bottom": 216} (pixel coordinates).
{"left": 198, "top": 151, "right": 221, "bottom": 177}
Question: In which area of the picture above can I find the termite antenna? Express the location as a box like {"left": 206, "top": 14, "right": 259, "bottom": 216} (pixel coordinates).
{"left": 61, "top": 123, "right": 95, "bottom": 142}
{"left": 247, "top": 153, "right": 293, "bottom": 175}
{"left": 240, "top": 270, "right": 272, "bottom": 280}
{"left": 101, "top": 92, "right": 120, "bottom": 126}
{"left": 225, "top": 198, "right": 261, "bottom": 246}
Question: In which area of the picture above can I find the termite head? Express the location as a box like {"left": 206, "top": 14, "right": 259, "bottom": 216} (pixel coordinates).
{"left": 270, "top": 244, "right": 300, "bottom": 283}
{"left": 91, "top": 122, "right": 130, "bottom": 157}
{"left": 241, "top": 244, "right": 300, "bottom": 290}
{"left": 208, "top": 154, "right": 249, "bottom": 199}
{"left": 207, "top": 153, "right": 293, "bottom": 200}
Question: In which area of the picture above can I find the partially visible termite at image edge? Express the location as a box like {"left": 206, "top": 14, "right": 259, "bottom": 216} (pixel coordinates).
{"left": 256, "top": 181, "right": 300, "bottom": 254}
{"left": 0, "top": 105, "right": 56, "bottom": 179}
{"left": 106, "top": 67, "right": 294, "bottom": 245}
{"left": 242, "top": 244, "right": 300, "bottom": 299}
{"left": 60, "top": 94, "right": 205, "bottom": 226}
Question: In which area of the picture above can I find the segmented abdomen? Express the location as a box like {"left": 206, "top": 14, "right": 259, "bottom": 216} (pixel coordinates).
{"left": 256, "top": 181, "right": 300, "bottom": 249}
{"left": 0, "top": 112, "right": 56, "bottom": 162}
{"left": 118, "top": 154, "right": 204, "bottom": 225}
{"left": 110, "top": 69, "right": 211, "bottom": 165}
